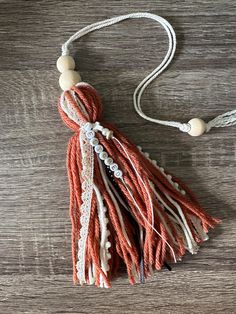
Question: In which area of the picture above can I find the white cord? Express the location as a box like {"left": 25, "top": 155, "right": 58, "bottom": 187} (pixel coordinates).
{"left": 61, "top": 12, "right": 236, "bottom": 135}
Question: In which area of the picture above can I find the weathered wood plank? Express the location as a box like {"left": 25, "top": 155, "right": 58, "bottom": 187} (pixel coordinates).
{"left": 0, "top": 1, "right": 235, "bottom": 313}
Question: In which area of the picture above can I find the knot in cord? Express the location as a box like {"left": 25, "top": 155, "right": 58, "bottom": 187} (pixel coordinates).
{"left": 83, "top": 121, "right": 113, "bottom": 140}
{"left": 60, "top": 12, "right": 236, "bottom": 136}
{"left": 179, "top": 123, "right": 191, "bottom": 133}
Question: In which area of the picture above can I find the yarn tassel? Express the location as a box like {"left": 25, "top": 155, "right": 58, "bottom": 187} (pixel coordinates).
{"left": 58, "top": 82, "right": 220, "bottom": 287}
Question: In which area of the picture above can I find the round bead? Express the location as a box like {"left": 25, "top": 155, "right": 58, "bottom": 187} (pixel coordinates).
{"left": 84, "top": 122, "right": 93, "bottom": 131}
{"left": 102, "top": 128, "right": 109, "bottom": 136}
{"left": 90, "top": 138, "right": 99, "bottom": 146}
{"left": 110, "top": 163, "right": 118, "bottom": 172}
{"left": 59, "top": 70, "right": 81, "bottom": 91}
{"left": 56, "top": 55, "right": 75, "bottom": 73}
{"left": 99, "top": 152, "right": 108, "bottom": 160}
{"left": 114, "top": 170, "right": 123, "bottom": 178}
{"left": 95, "top": 145, "right": 103, "bottom": 153}
{"left": 104, "top": 157, "right": 113, "bottom": 166}
{"left": 86, "top": 130, "right": 95, "bottom": 139}
{"left": 188, "top": 118, "right": 206, "bottom": 137}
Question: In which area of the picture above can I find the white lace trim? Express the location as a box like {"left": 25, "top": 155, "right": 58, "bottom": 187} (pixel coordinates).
{"left": 76, "top": 130, "right": 94, "bottom": 283}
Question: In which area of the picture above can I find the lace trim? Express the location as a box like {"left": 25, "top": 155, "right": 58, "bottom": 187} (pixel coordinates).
{"left": 76, "top": 130, "right": 94, "bottom": 283}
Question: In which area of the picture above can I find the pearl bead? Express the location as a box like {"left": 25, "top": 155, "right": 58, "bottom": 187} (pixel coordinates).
{"left": 110, "top": 163, "right": 118, "bottom": 172}
{"left": 188, "top": 118, "right": 206, "bottom": 137}
{"left": 59, "top": 70, "right": 81, "bottom": 91}
{"left": 56, "top": 55, "right": 75, "bottom": 73}
{"left": 90, "top": 138, "right": 99, "bottom": 146}
{"left": 84, "top": 122, "right": 93, "bottom": 131}
{"left": 114, "top": 170, "right": 123, "bottom": 178}
{"left": 86, "top": 130, "right": 95, "bottom": 139}
{"left": 99, "top": 152, "right": 108, "bottom": 160}
{"left": 104, "top": 157, "right": 113, "bottom": 166}
{"left": 95, "top": 145, "right": 103, "bottom": 153}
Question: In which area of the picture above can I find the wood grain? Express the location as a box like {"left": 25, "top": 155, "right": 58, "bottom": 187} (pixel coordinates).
{"left": 0, "top": 1, "right": 235, "bottom": 313}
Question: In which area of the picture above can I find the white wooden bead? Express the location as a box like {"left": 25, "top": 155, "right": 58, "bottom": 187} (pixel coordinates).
{"left": 59, "top": 70, "right": 81, "bottom": 91}
{"left": 56, "top": 55, "right": 75, "bottom": 73}
{"left": 188, "top": 118, "right": 206, "bottom": 137}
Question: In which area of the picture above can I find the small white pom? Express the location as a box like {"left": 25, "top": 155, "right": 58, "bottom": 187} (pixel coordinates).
{"left": 188, "top": 118, "right": 206, "bottom": 137}
{"left": 105, "top": 241, "right": 111, "bottom": 249}
{"left": 174, "top": 182, "right": 179, "bottom": 189}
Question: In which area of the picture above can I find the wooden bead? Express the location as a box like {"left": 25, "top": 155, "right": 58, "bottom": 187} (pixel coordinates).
{"left": 56, "top": 55, "right": 75, "bottom": 73}
{"left": 188, "top": 118, "right": 206, "bottom": 136}
{"left": 59, "top": 70, "right": 81, "bottom": 91}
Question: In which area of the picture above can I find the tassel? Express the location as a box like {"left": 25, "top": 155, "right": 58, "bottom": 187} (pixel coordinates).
{"left": 58, "top": 82, "right": 220, "bottom": 287}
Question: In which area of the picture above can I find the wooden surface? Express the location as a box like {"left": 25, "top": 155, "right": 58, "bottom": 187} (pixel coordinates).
{"left": 0, "top": 1, "right": 235, "bottom": 313}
